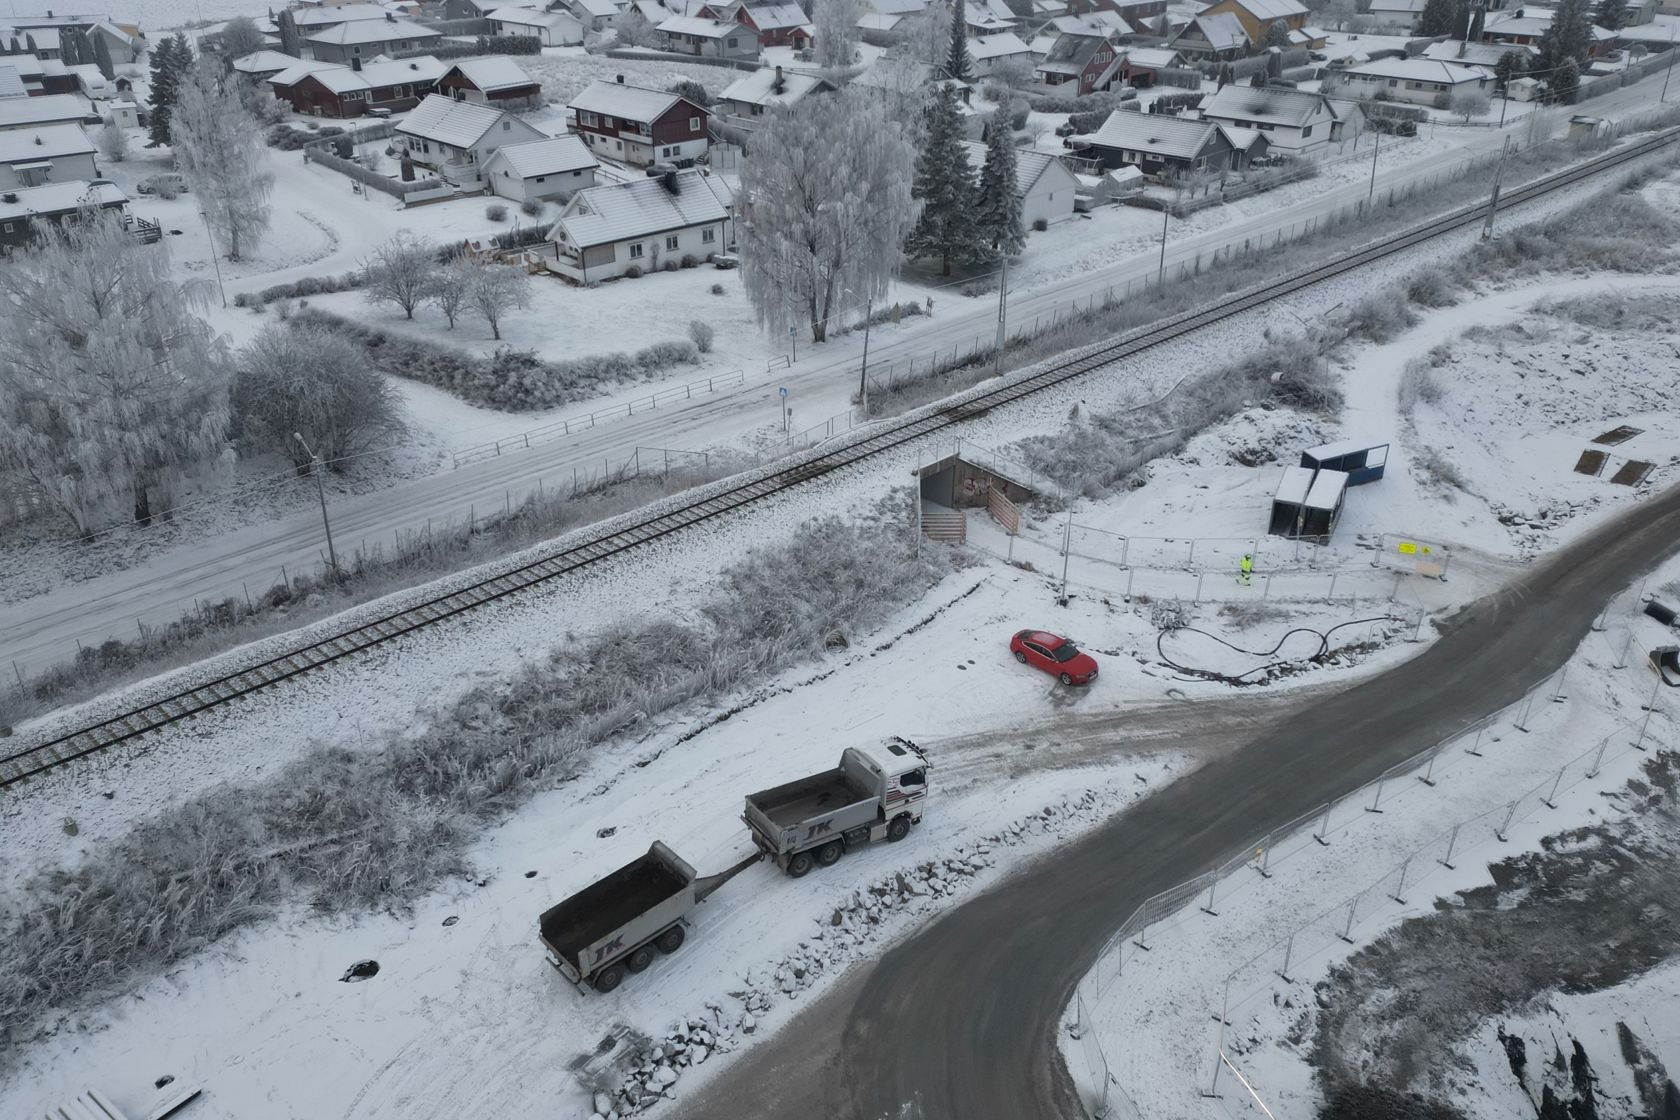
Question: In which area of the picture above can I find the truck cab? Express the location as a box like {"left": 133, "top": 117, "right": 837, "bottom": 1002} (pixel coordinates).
{"left": 742, "top": 738, "right": 930, "bottom": 876}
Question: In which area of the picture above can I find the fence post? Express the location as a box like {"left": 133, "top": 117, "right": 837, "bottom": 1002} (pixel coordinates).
{"left": 1494, "top": 799, "right": 1519, "bottom": 842}
{"left": 1276, "top": 932, "right": 1295, "bottom": 982}
{"left": 1200, "top": 873, "right": 1221, "bottom": 917}
{"left": 1541, "top": 766, "right": 1566, "bottom": 809}
{"left": 1389, "top": 855, "right": 1410, "bottom": 904}
{"left": 1313, "top": 799, "right": 1334, "bottom": 845}
{"left": 1337, "top": 895, "right": 1359, "bottom": 943}
{"left": 1418, "top": 743, "right": 1442, "bottom": 787}
{"left": 1466, "top": 723, "right": 1486, "bottom": 757}
{"left": 1194, "top": 571, "right": 1205, "bottom": 603}
{"left": 1614, "top": 628, "right": 1634, "bottom": 670}
{"left": 1186, "top": 538, "right": 1196, "bottom": 568}
{"left": 1366, "top": 775, "right": 1387, "bottom": 813}
{"left": 1438, "top": 823, "right": 1460, "bottom": 870}
{"left": 1326, "top": 572, "right": 1338, "bottom": 603}
{"left": 1262, "top": 571, "right": 1273, "bottom": 601}
{"left": 1515, "top": 689, "right": 1537, "bottom": 732}
{"left": 1125, "top": 566, "right": 1135, "bottom": 601}
{"left": 1586, "top": 735, "right": 1610, "bottom": 780}
{"left": 1550, "top": 667, "right": 1568, "bottom": 703}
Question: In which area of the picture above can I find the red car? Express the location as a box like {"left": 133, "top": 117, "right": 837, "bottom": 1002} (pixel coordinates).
{"left": 1010, "top": 630, "right": 1098, "bottom": 686}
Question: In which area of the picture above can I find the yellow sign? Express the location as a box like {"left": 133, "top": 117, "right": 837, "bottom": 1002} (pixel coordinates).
{"left": 1396, "top": 541, "right": 1433, "bottom": 556}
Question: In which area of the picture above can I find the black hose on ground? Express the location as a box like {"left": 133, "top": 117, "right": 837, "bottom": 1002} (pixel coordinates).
{"left": 1155, "top": 616, "right": 1403, "bottom": 686}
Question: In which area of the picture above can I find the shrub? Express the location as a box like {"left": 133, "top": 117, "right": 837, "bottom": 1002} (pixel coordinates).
{"left": 1341, "top": 286, "right": 1418, "bottom": 343}
{"left": 476, "top": 32, "right": 541, "bottom": 54}
{"left": 662, "top": 260, "right": 678, "bottom": 272}
{"left": 267, "top": 123, "right": 344, "bottom": 151}
{"left": 1032, "top": 217, "right": 1048, "bottom": 232}
{"left": 710, "top": 283, "right": 725, "bottom": 295}
{"left": 688, "top": 319, "right": 715, "bottom": 353}
{"left": 520, "top": 196, "right": 543, "bottom": 217}
{"left": 680, "top": 253, "right": 699, "bottom": 268}
{"left": 1406, "top": 270, "right": 1460, "bottom": 308}
{"left": 1009, "top": 97, "right": 1030, "bottom": 130}
{"left": 233, "top": 325, "right": 406, "bottom": 467}
{"left": 485, "top": 203, "right": 508, "bottom": 222}
{"left": 626, "top": 265, "right": 643, "bottom": 279}
{"left": 1397, "top": 355, "right": 1445, "bottom": 414}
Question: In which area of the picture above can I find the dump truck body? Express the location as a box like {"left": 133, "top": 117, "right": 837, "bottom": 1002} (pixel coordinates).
{"left": 743, "top": 739, "right": 929, "bottom": 874}
{"left": 539, "top": 841, "right": 695, "bottom": 990}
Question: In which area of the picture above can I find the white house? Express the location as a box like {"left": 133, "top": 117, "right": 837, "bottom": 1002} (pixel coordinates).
{"left": 1364, "top": 0, "right": 1427, "bottom": 31}
{"left": 968, "top": 31, "right": 1033, "bottom": 74}
{"left": 1198, "top": 84, "right": 1337, "bottom": 154}
{"left": 0, "top": 93, "right": 91, "bottom": 132}
{"left": 482, "top": 134, "right": 599, "bottom": 203}
{"left": 1337, "top": 57, "right": 1493, "bottom": 105}
{"left": 958, "top": 139, "right": 1080, "bottom": 228}
{"left": 655, "top": 15, "right": 761, "bottom": 59}
{"left": 545, "top": 167, "right": 734, "bottom": 282}
{"left": 555, "top": 0, "right": 624, "bottom": 33}
{"left": 487, "top": 6, "right": 585, "bottom": 45}
{"left": 716, "top": 65, "right": 835, "bottom": 121}
{"left": 305, "top": 16, "right": 442, "bottom": 62}
{"left": 393, "top": 93, "right": 547, "bottom": 183}
{"left": 1420, "top": 39, "right": 1539, "bottom": 71}
{"left": 0, "top": 122, "right": 96, "bottom": 189}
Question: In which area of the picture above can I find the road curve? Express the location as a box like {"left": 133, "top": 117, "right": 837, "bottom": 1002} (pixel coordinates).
{"left": 677, "top": 480, "right": 1680, "bottom": 1120}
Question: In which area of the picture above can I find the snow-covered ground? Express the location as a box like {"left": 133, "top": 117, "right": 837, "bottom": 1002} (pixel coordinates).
{"left": 1061, "top": 547, "right": 1680, "bottom": 1119}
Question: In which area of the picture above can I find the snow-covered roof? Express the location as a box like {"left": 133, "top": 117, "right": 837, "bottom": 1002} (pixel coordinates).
{"left": 0, "top": 53, "right": 43, "bottom": 79}
{"left": 1200, "top": 85, "right": 1329, "bottom": 127}
{"left": 957, "top": 138, "right": 1073, "bottom": 197}
{"left": 0, "top": 178, "right": 126, "bottom": 222}
{"left": 269, "top": 59, "right": 354, "bottom": 87}
{"left": 1420, "top": 39, "right": 1535, "bottom": 66}
{"left": 1366, "top": 0, "right": 1426, "bottom": 11}
{"left": 1050, "top": 11, "right": 1126, "bottom": 35}
{"left": 569, "top": 79, "right": 698, "bottom": 124}
{"left": 0, "top": 122, "right": 93, "bottom": 163}
{"left": 1343, "top": 57, "right": 1492, "bottom": 83}
{"left": 969, "top": 31, "right": 1031, "bottom": 60}
{"left": 1175, "top": 11, "right": 1247, "bottom": 50}
{"left": 2, "top": 26, "right": 61, "bottom": 50}
{"left": 863, "top": 0, "right": 930, "bottom": 14}
{"left": 306, "top": 17, "right": 439, "bottom": 46}
{"left": 443, "top": 56, "right": 538, "bottom": 93}
{"left": 291, "top": 4, "right": 392, "bottom": 28}
{"left": 309, "top": 56, "right": 447, "bottom": 93}
{"left": 741, "top": 1, "right": 808, "bottom": 30}
{"left": 1218, "top": 124, "right": 1266, "bottom": 150}
{"left": 489, "top": 6, "right": 578, "bottom": 29}
{"left": 1273, "top": 464, "right": 1315, "bottom": 504}
{"left": 396, "top": 93, "right": 527, "bottom": 147}
{"left": 1304, "top": 468, "right": 1348, "bottom": 510}
{"left": 657, "top": 14, "right": 740, "bottom": 37}
{"left": 232, "top": 49, "right": 304, "bottom": 75}
{"left": 719, "top": 66, "right": 834, "bottom": 107}
{"left": 0, "top": 65, "right": 28, "bottom": 99}
{"left": 487, "top": 134, "right": 597, "bottom": 178}
{"left": 1082, "top": 109, "right": 1221, "bottom": 160}
{"left": 1225, "top": 0, "right": 1308, "bottom": 20}
{"left": 1123, "top": 46, "right": 1181, "bottom": 68}
{"left": 0, "top": 93, "right": 89, "bottom": 129}
{"left": 1037, "top": 31, "right": 1113, "bottom": 74}
{"left": 552, "top": 169, "right": 732, "bottom": 248}
{"left": 568, "top": 0, "right": 623, "bottom": 16}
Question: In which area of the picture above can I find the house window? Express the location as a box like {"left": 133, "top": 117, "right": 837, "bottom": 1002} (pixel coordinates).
{"left": 629, "top": 242, "right": 644, "bottom": 258}
{"left": 535, "top": 176, "right": 546, "bottom": 182}
{"left": 572, "top": 169, "right": 582, "bottom": 176}
{"left": 2, "top": 222, "right": 11, "bottom": 233}
{"left": 702, "top": 227, "right": 715, "bottom": 243}
{"left": 662, "top": 145, "right": 674, "bottom": 156}
{"left": 665, "top": 234, "right": 679, "bottom": 250}
{"left": 727, "top": 37, "right": 738, "bottom": 46}
{"left": 502, "top": 120, "right": 511, "bottom": 130}
{"left": 1146, "top": 152, "right": 1163, "bottom": 161}
{"left": 690, "top": 117, "right": 700, "bottom": 131}
{"left": 580, "top": 110, "right": 597, "bottom": 127}
{"left": 1302, "top": 125, "right": 1312, "bottom": 137}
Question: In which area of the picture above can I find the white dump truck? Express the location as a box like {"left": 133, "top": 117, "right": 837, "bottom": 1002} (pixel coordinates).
{"left": 742, "top": 738, "right": 930, "bottom": 877}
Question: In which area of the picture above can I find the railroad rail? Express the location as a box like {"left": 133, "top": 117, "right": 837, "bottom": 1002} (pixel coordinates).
{"left": 5, "top": 127, "right": 1675, "bottom": 790}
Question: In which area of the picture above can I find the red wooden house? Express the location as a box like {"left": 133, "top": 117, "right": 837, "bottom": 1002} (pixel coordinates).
{"left": 701, "top": 0, "right": 811, "bottom": 48}
{"left": 567, "top": 76, "right": 711, "bottom": 168}
{"left": 270, "top": 56, "right": 446, "bottom": 118}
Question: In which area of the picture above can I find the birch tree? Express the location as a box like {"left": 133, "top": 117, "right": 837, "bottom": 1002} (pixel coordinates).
{"left": 172, "top": 59, "right": 274, "bottom": 261}
{"left": 975, "top": 113, "right": 1024, "bottom": 256}
{"left": 362, "top": 232, "right": 438, "bottom": 319}
{"left": 814, "top": 0, "right": 862, "bottom": 69}
{"left": 899, "top": 0, "right": 951, "bottom": 67}
{"left": 430, "top": 256, "right": 473, "bottom": 329}
{"left": 738, "top": 90, "right": 916, "bottom": 342}
{"left": 904, "top": 84, "right": 982, "bottom": 276}
{"left": 0, "top": 210, "right": 228, "bottom": 532}
{"left": 234, "top": 326, "right": 405, "bottom": 469}
{"left": 216, "top": 16, "right": 267, "bottom": 63}
{"left": 96, "top": 117, "right": 129, "bottom": 162}
{"left": 465, "top": 258, "right": 532, "bottom": 340}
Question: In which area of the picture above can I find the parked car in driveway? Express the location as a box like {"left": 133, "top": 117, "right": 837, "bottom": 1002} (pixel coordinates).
{"left": 136, "top": 173, "right": 187, "bottom": 196}
{"left": 1009, "top": 629, "right": 1098, "bottom": 685}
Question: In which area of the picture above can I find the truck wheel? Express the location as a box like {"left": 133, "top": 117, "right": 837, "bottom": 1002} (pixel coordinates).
{"left": 787, "top": 851, "right": 815, "bottom": 878}
{"left": 592, "top": 964, "right": 625, "bottom": 993}
{"left": 886, "top": 816, "right": 911, "bottom": 842}
{"left": 655, "top": 926, "right": 686, "bottom": 954}
{"left": 626, "top": 946, "right": 655, "bottom": 974}
{"left": 816, "top": 840, "right": 843, "bottom": 866}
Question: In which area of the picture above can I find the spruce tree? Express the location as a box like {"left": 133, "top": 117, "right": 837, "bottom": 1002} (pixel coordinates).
{"left": 1418, "top": 0, "right": 1457, "bottom": 37}
{"left": 1552, "top": 56, "right": 1580, "bottom": 102}
{"left": 975, "top": 112, "right": 1025, "bottom": 257}
{"left": 1592, "top": 0, "right": 1626, "bottom": 31}
{"left": 278, "top": 9, "right": 303, "bottom": 57}
{"left": 147, "top": 33, "right": 192, "bottom": 146}
{"left": 947, "top": 0, "right": 973, "bottom": 81}
{"left": 92, "top": 32, "right": 115, "bottom": 81}
{"left": 904, "top": 85, "right": 982, "bottom": 276}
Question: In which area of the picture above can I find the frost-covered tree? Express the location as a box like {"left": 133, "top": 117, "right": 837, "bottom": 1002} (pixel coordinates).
{"left": 863, "top": 50, "right": 935, "bottom": 141}
{"left": 277, "top": 8, "right": 303, "bottom": 57}
{"left": 237, "top": 74, "right": 290, "bottom": 126}
{"left": 904, "top": 84, "right": 982, "bottom": 276}
{"left": 173, "top": 60, "right": 274, "bottom": 261}
{"left": 1551, "top": 56, "right": 1581, "bottom": 102}
{"left": 1538, "top": 0, "right": 1593, "bottom": 68}
{"left": 814, "top": 0, "right": 862, "bottom": 69}
{"left": 616, "top": 9, "right": 656, "bottom": 47}
{"left": 429, "top": 255, "right": 473, "bottom": 329}
{"left": 363, "top": 232, "right": 438, "bottom": 319}
{"left": 217, "top": 16, "right": 267, "bottom": 63}
{"left": 147, "top": 33, "right": 191, "bottom": 146}
{"left": 1262, "top": 19, "right": 1292, "bottom": 48}
{"left": 1450, "top": 86, "right": 1490, "bottom": 121}
{"left": 96, "top": 117, "right": 129, "bottom": 162}
{"left": 1593, "top": 0, "right": 1627, "bottom": 31}
{"left": 465, "top": 258, "right": 532, "bottom": 339}
{"left": 900, "top": 0, "right": 951, "bottom": 66}
{"left": 947, "top": 0, "right": 973, "bottom": 81}
{"left": 975, "top": 113, "right": 1024, "bottom": 257}
{"left": 234, "top": 325, "right": 405, "bottom": 469}
{"left": 1494, "top": 49, "right": 1525, "bottom": 90}
{"left": 0, "top": 210, "right": 228, "bottom": 532}
{"left": 738, "top": 90, "right": 915, "bottom": 342}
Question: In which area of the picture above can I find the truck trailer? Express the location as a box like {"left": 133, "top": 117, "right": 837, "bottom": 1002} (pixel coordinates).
{"left": 742, "top": 738, "right": 929, "bottom": 877}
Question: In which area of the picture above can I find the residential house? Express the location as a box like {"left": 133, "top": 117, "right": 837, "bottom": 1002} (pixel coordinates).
{"left": 393, "top": 93, "right": 547, "bottom": 182}
{"left": 0, "top": 56, "right": 44, "bottom": 96}
{"left": 0, "top": 64, "right": 26, "bottom": 98}
{"left": 1365, "top": 0, "right": 1427, "bottom": 30}
{"left": 291, "top": 5, "right": 395, "bottom": 32}
{"left": 1034, "top": 32, "right": 1124, "bottom": 91}
{"left": 488, "top": 6, "right": 585, "bottom": 44}
{"left": 439, "top": 57, "right": 543, "bottom": 107}
{"left": 440, "top": 0, "right": 504, "bottom": 18}
{"left": 0, "top": 179, "right": 126, "bottom": 252}
{"left": 969, "top": 31, "right": 1033, "bottom": 73}
{"left": 482, "top": 134, "right": 599, "bottom": 202}
{"left": 1482, "top": 8, "right": 1617, "bottom": 57}
{"left": 0, "top": 50, "right": 76, "bottom": 94}
{"left": 702, "top": 0, "right": 811, "bottom": 48}
{"left": 1198, "top": 84, "right": 1337, "bottom": 153}
{"left": 1092, "top": 0, "right": 1170, "bottom": 33}
{"left": 1075, "top": 109, "right": 1255, "bottom": 176}
{"left": 1337, "top": 57, "right": 1493, "bottom": 104}
{"left": 1170, "top": 12, "right": 1249, "bottom": 59}
{"left": 0, "top": 93, "right": 91, "bottom": 131}
{"left": 567, "top": 78, "right": 711, "bottom": 167}
{"left": 1118, "top": 46, "right": 1182, "bottom": 86}
{"left": 233, "top": 49, "right": 307, "bottom": 80}
{"left": 0, "top": 25, "right": 62, "bottom": 59}
{"left": 1199, "top": 0, "right": 1311, "bottom": 45}
{"left": 655, "top": 15, "right": 761, "bottom": 58}
{"left": 716, "top": 64, "right": 835, "bottom": 121}
{"left": 544, "top": 167, "right": 733, "bottom": 281}
{"left": 0, "top": 122, "right": 96, "bottom": 189}
{"left": 271, "top": 56, "right": 447, "bottom": 117}
{"left": 856, "top": 0, "right": 932, "bottom": 34}
{"left": 554, "top": 0, "right": 626, "bottom": 34}
{"left": 306, "top": 16, "right": 442, "bottom": 62}
{"left": 964, "top": 0, "right": 1020, "bottom": 34}
{"left": 958, "top": 138, "right": 1080, "bottom": 228}
{"left": 1419, "top": 39, "right": 1538, "bottom": 69}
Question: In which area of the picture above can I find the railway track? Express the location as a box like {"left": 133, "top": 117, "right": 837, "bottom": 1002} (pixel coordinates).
{"left": 5, "top": 126, "right": 1675, "bottom": 790}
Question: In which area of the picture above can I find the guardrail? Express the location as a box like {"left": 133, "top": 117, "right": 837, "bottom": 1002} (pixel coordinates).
{"left": 449, "top": 370, "right": 747, "bottom": 467}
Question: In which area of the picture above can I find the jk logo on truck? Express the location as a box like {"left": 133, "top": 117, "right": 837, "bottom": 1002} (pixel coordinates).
{"left": 595, "top": 935, "right": 625, "bottom": 964}
{"left": 803, "top": 821, "right": 834, "bottom": 841}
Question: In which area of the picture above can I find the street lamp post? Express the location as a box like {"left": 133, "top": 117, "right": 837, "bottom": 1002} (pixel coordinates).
{"left": 1367, "top": 127, "right": 1381, "bottom": 206}
{"left": 992, "top": 254, "right": 1009, "bottom": 380}
{"left": 1156, "top": 205, "right": 1169, "bottom": 287}
{"left": 843, "top": 288, "right": 873, "bottom": 419}
{"left": 294, "top": 433, "right": 340, "bottom": 577}
{"left": 1664, "top": 28, "right": 1677, "bottom": 102}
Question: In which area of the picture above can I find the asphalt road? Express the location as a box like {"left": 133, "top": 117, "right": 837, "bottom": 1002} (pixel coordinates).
{"left": 676, "top": 479, "right": 1680, "bottom": 1120}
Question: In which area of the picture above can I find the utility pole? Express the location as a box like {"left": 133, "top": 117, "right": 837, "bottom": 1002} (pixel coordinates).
{"left": 1482, "top": 136, "right": 1510, "bottom": 241}
{"left": 294, "top": 433, "right": 339, "bottom": 577}
{"left": 858, "top": 296, "right": 872, "bottom": 420}
{"left": 200, "top": 209, "right": 227, "bottom": 308}
{"left": 1366, "top": 127, "right": 1381, "bottom": 205}
{"left": 1664, "top": 28, "right": 1677, "bottom": 102}
{"left": 992, "top": 256, "right": 1008, "bottom": 379}
{"left": 1156, "top": 205, "right": 1168, "bottom": 287}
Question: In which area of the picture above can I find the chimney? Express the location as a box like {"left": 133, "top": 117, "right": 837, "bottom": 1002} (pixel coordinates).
{"left": 351, "top": 55, "right": 362, "bottom": 69}
{"left": 616, "top": 73, "right": 624, "bottom": 83}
